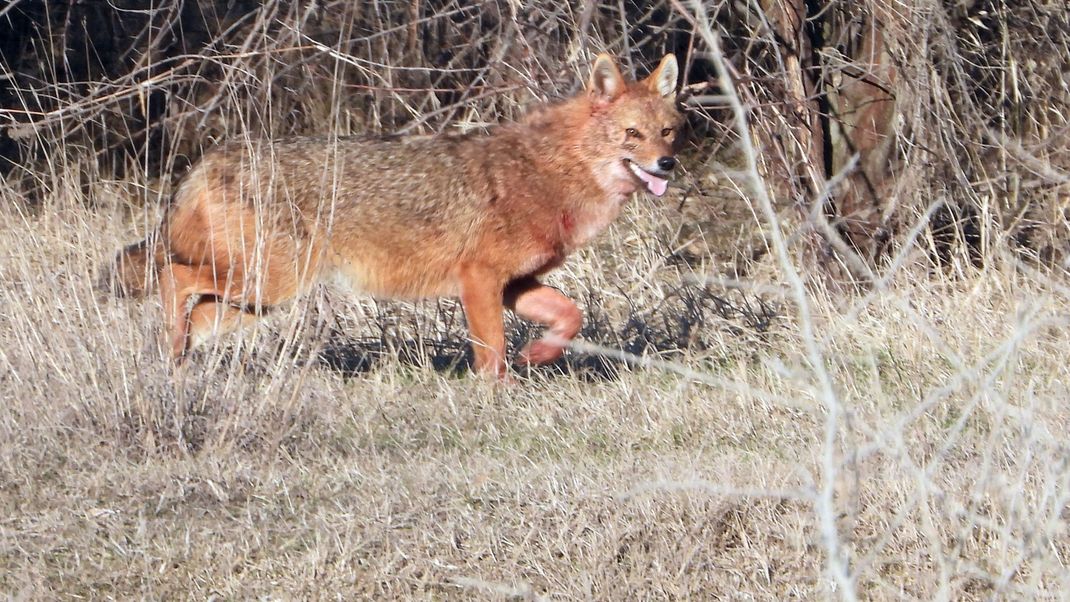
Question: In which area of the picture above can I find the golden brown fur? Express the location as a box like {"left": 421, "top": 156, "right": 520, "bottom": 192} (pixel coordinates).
{"left": 110, "top": 54, "right": 683, "bottom": 378}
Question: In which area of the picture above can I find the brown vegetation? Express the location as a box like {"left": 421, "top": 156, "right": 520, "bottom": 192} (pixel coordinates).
{"left": 2, "top": 0, "right": 1069, "bottom": 599}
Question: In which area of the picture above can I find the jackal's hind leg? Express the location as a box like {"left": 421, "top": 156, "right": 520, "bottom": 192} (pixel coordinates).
{"left": 186, "top": 299, "right": 259, "bottom": 352}
{"left": 159, "top": 263, "right": 227, "bottom": 361}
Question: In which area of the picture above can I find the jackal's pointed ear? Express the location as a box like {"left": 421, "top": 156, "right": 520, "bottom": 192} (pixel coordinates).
{"left": 588, "top": 54, "right": 625, "bottom": 102}
{"left": 645, "top": 54, "right": 679, "bottom": 98}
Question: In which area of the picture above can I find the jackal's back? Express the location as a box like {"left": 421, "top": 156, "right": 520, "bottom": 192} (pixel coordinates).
{"left": 166, "top": 135, "right": 501, "bottom": 299}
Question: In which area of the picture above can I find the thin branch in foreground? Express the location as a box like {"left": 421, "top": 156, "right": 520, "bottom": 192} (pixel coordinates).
{"left": 674, "top": 0, "right": 855, "bottom": 598}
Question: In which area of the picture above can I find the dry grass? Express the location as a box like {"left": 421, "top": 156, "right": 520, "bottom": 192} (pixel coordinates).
{"left": 3, "top": 1, "right": 1070, "bottom": 599}
{"left": 2, "top": 152, "right": 1070, "bottom": 600}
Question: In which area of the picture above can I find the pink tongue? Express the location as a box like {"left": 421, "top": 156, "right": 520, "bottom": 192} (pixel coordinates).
{"left": 636, "top": 169, "right": 668, "bottom": 197}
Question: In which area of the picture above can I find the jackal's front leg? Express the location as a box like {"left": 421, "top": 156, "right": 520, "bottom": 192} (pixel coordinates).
{"left": 505, "top": 277, "right": 582, "bottom": 366}
{"left": 459, "top": 264, "right": 508, "bottom": 379}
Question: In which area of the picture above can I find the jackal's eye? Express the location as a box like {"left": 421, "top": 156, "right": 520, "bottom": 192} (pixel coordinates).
{"left": 625, "top": 127, "right": 640, "bottom": 138}
{"left": 661, "top": 127, "right": 674, "bottom": 137}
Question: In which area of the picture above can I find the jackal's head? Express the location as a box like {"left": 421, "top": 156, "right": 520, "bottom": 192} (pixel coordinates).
{"left": 584, "top": 53, "right": 683, "bottom": 198}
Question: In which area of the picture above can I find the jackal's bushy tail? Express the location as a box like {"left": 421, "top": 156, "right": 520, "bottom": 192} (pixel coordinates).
{"left": 101, "top": 237, "right": 165, "bottom": 298}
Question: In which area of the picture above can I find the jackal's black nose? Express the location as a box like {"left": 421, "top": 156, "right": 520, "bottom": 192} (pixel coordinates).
{"left": 657, "top": 156, "right": 676, "bottom": 171}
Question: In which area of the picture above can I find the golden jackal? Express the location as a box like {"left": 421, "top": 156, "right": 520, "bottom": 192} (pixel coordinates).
{"left": 111, "top": 54, "right": 682, "bottom": 379}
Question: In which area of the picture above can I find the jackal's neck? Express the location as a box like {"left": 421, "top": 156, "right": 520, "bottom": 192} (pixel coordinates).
{"left": 512, "top": 96, "right": 611, "bottom": 192}
{"left": 516, "top": 96, "right": 596, "bottom": 155}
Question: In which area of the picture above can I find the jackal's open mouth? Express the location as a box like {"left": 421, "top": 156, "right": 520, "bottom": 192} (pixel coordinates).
{"left": 625, "top": 160, "right": 669, "bottom": 197}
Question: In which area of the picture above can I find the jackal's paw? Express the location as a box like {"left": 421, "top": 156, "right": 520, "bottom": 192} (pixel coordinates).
{"left": 475, "top": 360, "right": 515, "bottom": 385}
{"left": 481, "top": 370, "right": 516, "bottom": 386}
{"left": 517, "top": 339, "right": 566, "bottom": 366}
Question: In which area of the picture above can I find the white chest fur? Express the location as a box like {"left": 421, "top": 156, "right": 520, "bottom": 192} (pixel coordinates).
{"left": 569, "top": 194, "right": 627, "bottom": 248}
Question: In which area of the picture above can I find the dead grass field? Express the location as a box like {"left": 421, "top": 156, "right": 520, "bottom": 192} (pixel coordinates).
{"left": 1, "top": 2, "right": 1068, "bottom": 597}
{"left": 2, "top": 160, "right": 1069, "bottom": 600}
